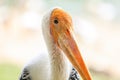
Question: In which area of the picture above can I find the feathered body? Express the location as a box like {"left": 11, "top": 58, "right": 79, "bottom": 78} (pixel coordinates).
{"left": 20, "top": 8, "right": 71, "bottom": 80}
{"left": 19, "top": 7, "right": 91, "bottom": 80}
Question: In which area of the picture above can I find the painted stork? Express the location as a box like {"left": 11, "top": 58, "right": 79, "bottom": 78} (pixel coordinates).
{"left": 19, "top": 7, "right": 92, "bottom": 80}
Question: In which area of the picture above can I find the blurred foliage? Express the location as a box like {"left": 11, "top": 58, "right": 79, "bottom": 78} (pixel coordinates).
{"left": 0, "top": 63, "right": 118, "bottom": 80}
{"left": 1, "top": 0, "right": 17, "bottom": 6}
{"left": 91, "top": 70, "right": 114, "bottom": 80}
{"left": 0, "top": 63, "right": 21, "bottom": 80}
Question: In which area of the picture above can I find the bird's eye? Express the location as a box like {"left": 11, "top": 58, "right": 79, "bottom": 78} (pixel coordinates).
{"left": 54, "top": 19, "right": 59, "bottom": 24}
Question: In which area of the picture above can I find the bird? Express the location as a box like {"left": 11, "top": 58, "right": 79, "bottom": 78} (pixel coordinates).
{"left": 19, "top": 7, "right": 92, "bottom": 80}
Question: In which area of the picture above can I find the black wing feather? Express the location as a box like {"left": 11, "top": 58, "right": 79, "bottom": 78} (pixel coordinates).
{"left": 69, "top": 68, "right": 80, "bottom": 80}
{"left": 19, "top": 68, "right": 31, "bottom": 80}
{"left": 19, "top": 67, "right": 79, "bottom": 80}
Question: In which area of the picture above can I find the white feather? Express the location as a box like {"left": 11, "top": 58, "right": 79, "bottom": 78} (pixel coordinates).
{"left": 19, "top": 8, "right": 72, "bottom": 80}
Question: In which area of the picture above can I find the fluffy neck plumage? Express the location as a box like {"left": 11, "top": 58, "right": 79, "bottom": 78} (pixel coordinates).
{"left": 47, "top": 39, "right": 71, "bottom": 80}
{"left": 42, "top": 26, "right": 71, "bottom": 80}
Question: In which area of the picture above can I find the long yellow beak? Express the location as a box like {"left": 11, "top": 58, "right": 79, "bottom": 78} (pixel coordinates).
{"left": 58, "top": 30, "right": 92, "bottom": 80}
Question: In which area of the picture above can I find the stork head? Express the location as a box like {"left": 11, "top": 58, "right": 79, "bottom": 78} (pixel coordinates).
{"left": 42, "top": 8, "right": 92, "bottom": 80}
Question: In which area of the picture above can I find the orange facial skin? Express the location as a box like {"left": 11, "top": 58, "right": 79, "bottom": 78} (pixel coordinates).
{"left": 50, "top": 8, "right": 73, "bottom": 45}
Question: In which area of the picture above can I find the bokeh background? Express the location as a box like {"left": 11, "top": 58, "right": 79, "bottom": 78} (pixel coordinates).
{"left": 0, "top": 0, "right": 120, "bottom": 80}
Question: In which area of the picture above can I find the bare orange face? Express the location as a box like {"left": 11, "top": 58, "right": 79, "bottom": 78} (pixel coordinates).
{"left": 49, "top": 8, "right": 92, "bottom": 80}
{"left": 50, "top": 8, "right": 73, "bottom": 45}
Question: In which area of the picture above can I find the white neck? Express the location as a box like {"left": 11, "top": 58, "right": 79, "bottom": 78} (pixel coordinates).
{"left": 48, "top": 40, "right": 71, "bottom": 80}
{"left": 42, "top": 10, "right": 71, "bottom": 80}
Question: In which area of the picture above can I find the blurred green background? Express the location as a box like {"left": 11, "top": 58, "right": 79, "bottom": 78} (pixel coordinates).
{"left": 0, "top": 0, "right": 120, "bottom": 80}
{"left": 0, "top": 63, "right": 20, "bottom": 80}
{"left": 0, "top": 63, "right": 118, "bottom": 80}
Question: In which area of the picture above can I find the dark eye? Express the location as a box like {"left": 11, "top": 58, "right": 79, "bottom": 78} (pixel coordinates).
{"left": 54, "top": 19, "right": 59, "bottom": 24}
